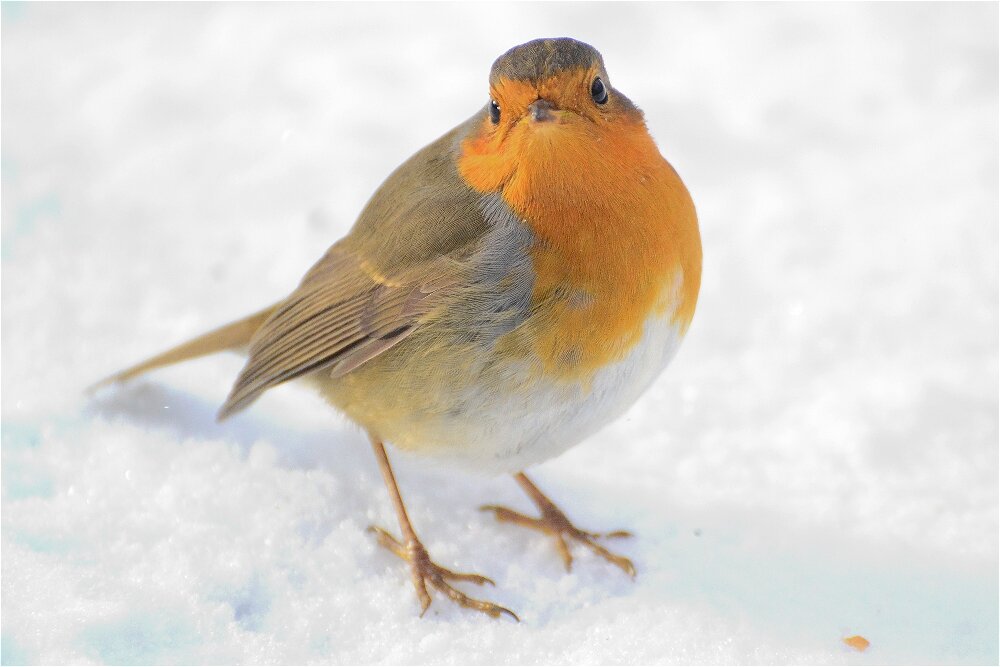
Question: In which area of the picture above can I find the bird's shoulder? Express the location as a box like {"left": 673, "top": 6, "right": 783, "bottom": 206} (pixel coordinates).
{"left": 339, "top": 112, "right": 493, "bottom": 273}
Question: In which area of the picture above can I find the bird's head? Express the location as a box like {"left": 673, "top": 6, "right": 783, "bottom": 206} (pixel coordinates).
{"left": 484, "top": 38, "right": 641, "bottom": 131}
{"left": 458, "top": 38, "right": 651, "bottom": 197}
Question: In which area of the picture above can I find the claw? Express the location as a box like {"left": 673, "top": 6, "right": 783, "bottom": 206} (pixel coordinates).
{"left": 603, "top": 530, "right": 633, "bottom": 539}
{"left": 483, "top": 473, "right": 637, "bottom": 577}
{"left": 368, "top": 524, "right": 518, "bottom": 621}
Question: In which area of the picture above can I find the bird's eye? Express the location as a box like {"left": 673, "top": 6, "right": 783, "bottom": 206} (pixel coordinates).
{"left": 489, "top": 99, "right": 501, "bottom": 124}
{"left": 591, "top": 77, "right": 608, "bottom": 105}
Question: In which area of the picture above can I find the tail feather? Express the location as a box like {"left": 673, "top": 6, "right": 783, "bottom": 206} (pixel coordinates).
{"left": 91, "top": 305, "right": 277, "bottom": 391}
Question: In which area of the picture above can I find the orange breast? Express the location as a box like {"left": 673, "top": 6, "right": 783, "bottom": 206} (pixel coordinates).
{"left": 458, "top": 109, "right": 701, "bottom": 380}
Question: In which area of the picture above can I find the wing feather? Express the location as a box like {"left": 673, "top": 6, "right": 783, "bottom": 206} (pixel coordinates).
{"left": 217, "top": 244, "right": 462, "bottom": 420}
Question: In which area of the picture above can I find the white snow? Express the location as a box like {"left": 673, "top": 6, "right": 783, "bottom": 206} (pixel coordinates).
{"left": 2, "top": 3, "right": 997, "bottom": 664}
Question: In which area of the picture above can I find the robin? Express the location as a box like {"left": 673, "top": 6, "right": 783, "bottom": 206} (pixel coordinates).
{"left": 99, "top": 37, "right": 701, "bottom": 620}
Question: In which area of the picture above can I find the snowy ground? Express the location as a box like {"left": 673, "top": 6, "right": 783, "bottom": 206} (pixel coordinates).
{"left": 2, "top": 3, "right": 997, "bottom": 664}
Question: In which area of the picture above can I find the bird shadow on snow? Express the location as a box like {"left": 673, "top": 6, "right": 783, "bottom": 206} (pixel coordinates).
{"left": 85, "top": 381, "right": 365, "bottom": 472}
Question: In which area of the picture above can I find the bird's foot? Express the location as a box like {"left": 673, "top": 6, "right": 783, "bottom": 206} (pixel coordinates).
{"left": 480, "top": 493, "right": 635, "bottom": 577}
{"left": 367, "top": 525, "right": 519, "bottom": 621}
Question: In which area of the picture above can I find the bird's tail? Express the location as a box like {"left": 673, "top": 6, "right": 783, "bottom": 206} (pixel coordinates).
{"left": 91, "top": 305, "right": 277, "bottom": 390}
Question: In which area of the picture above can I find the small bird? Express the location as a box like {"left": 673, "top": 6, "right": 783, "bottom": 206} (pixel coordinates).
{"left": 99, "top": 37, "right": 701, "bottom": 620}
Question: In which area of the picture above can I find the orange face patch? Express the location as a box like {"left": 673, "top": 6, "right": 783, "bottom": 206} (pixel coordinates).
{"left": 458, "top": 70, "right": 701, "bottom": 380}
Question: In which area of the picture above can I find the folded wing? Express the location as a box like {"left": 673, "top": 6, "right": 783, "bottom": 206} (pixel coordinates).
{"left": 217, "top": 245, "right": 461, "bottom": 419}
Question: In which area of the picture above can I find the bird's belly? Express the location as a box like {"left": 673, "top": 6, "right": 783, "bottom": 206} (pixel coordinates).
{"left": 371, "top": 308, "right": 687, "bottom": 475}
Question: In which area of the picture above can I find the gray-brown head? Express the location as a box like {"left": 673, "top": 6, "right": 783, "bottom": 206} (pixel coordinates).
{"left": 475, "top": 37, "right": 639, "bottom": 138}
{"left": 489, "top": 38, "right": 608, "bottom": 88}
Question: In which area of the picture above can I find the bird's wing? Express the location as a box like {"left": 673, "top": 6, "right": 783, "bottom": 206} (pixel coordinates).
{"left": 217, "top": 114, "right": 499, "bottom": 419}
{"left": 217, "top": 244, "right": 465, "bottom": 419}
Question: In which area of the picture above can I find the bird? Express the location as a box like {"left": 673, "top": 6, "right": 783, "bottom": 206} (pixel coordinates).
{"left": 97, "top": 37, "right": 702, "bottom": 621}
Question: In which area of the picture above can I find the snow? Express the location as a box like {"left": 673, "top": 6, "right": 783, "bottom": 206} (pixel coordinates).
{"left": 2, "top": 2, "right": 997, "bottom": 664}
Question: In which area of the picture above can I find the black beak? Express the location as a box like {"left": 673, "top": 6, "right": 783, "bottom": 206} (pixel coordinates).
{"left": 528, "top": 98, "right": 557, "bottom": 122}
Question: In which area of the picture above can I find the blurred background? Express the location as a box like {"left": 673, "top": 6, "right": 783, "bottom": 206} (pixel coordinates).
{"left": 2, "top": 3, "right": 997, "bottom": 664}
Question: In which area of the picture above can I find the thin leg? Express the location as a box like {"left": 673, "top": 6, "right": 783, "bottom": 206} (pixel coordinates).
{"left": 368, "top": 436, "right": 518, "bottom": 620}
{"left": 481, "top": 472, "right": 636, "bottom": 577}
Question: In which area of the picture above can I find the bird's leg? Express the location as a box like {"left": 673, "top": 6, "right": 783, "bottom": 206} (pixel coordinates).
{"left": 367, "top": 436, "right": 518, "bottom": 620}
{"left": 481, "top": 472, "right": 636, "bottom": 577}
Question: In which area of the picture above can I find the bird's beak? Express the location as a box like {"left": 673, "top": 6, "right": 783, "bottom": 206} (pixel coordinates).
{"left": 527, "top": 98, "right": 558, "bottom": 123}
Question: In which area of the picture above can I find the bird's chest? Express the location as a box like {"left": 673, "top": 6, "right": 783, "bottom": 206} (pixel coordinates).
{"left": 504, "top": 231, "right": 677, "bottom": 378}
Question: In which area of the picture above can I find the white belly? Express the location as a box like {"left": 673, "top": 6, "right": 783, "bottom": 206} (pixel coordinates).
{"left": 418, "top": 307, "right": 687, "bottom": 475}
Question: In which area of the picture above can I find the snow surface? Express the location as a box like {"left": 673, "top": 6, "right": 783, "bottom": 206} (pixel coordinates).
{"left": 2, "top": 3, "right": 997, "bottom": 664}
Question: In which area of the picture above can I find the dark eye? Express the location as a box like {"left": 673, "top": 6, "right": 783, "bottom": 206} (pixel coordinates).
{"left": 489, "top": 99, "right": 501, "bottom": 124}
{"left": 591, "top": 77, "right": 608, "bottom": 105}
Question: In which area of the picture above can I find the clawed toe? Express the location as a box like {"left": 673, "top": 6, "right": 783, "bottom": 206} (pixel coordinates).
{"left": 481, "top": 473, "right": 637, "bottom": 578}
{"left": 368, "top": 525, "right": 518, "bottom": 621}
